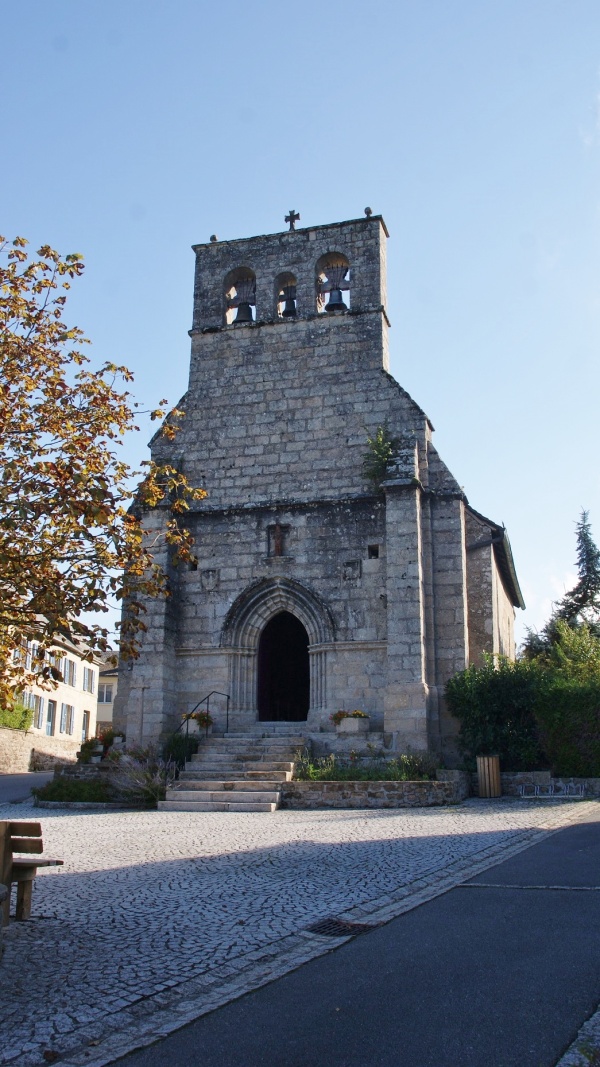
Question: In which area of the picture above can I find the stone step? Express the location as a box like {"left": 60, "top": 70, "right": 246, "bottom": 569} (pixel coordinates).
{"left": 225, "top": 729, "right": 306, "bottom": 737}
{"left": 204, "top": 736, "right": 304, "bottom": 746}
{"left": 181, "top": 769, "right": 292, "bottom": 782}
{"left": 158, "top": 800, "right": 278, "bottom": 813}
{"left": 190, "top": 753, "right": 297, "bottom": 764}
{"left": 190, "top": 756, "right": 294, "bottom": 768}
{"left": 166, "top": 788, "right": 280, "bottom": 804}
{"left": 171, "top": 781, "right": 281, "bottom": 789}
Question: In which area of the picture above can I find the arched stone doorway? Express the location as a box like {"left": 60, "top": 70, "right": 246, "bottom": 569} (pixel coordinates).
{"left": 257, "top": 611, "right": 309, "bottom": 722}
{"left": 220, "top": 577, "right": 336, "bottom": 721}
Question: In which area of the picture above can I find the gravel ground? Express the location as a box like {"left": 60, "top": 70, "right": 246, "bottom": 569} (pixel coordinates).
{"left": 1, "top": 796, "right": 595, "bottom": 1066}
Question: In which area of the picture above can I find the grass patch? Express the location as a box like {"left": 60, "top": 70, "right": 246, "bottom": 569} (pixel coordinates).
{"left": 293, "top": 753, "right": 437, "bottom": 782}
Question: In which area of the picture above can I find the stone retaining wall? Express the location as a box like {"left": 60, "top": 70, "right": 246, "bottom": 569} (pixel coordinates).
{"left": 0, "top": 727, "right": 80, "bottom": 773}
{"left": 281, "top": 770, "right": 470, "bottom": 809}
{"left": 55, "top": 762, "right": 110, "bottom": 781}
{"left": 470, "top": 770, "right": 600, "bottom": 798}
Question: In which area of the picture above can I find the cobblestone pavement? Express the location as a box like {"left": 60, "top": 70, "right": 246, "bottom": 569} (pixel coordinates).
{"left": 1, "top": 797, "right": 596, "bottom": 1066}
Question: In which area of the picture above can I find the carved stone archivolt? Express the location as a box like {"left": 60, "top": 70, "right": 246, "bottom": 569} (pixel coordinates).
{"left": 221, "top": 577, "right": 335, "bottom": 713}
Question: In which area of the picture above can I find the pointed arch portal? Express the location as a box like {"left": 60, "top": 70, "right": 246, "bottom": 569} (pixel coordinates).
{"left": 221, "top": 577, "right": 335, "bottom": 719}
{"left": 257, "top": 611, "right": 309, "bottom": 721}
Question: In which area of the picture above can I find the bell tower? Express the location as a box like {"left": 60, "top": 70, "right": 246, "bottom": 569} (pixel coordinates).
{"left": 114, "top": 212, "right": 522, "bottom": 763}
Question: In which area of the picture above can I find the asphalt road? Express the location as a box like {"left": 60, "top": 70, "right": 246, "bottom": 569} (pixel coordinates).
{"left": 116, "top": 807, "right": 600, "bottom": 1067}
{"left": 0, "top": 772, "right": 52, "bottom": 804}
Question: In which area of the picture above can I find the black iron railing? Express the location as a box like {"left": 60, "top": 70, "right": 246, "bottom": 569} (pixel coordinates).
{"left": 164, "top": 691, "right": 231, "bottom": 770}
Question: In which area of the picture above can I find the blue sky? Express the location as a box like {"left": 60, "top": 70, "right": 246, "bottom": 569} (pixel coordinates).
{"left": 4, "top": 0, "right": 600, "bottom": 643}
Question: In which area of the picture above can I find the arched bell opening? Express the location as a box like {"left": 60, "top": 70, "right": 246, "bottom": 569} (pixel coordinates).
{"left": 224, "top": 266, "right": 257, "bottom": 325}
{"left": 316, "top": 252, "right": 350, "bottom": 314}
{"left": 257, "top": 611, "right": 309, "bottom": 722}
{"left": 274, "top": 271, "right": 298, "bottom": 319}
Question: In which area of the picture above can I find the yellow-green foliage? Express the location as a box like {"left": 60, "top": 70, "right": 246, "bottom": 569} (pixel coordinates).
{"left": 0, "top": 701, "right": 33, "bottom": 731}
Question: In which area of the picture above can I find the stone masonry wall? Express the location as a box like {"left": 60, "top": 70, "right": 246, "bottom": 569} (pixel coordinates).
{"left": 173, "top": 314, "right": 429, "bottom": 508}
{"left": 281, "top": 770, "right": 470, "bottom": 809}
{"left": 116, "top": 215, "right": 519, "bottom": 754}
{"left": 0, "top": 727, "right": 80, "bottom": 772}
{"left": 471, "top": 770, "right": 600, "bottom": 798}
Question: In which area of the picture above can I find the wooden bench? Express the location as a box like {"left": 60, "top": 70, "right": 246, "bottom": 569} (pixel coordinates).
{"left": 0, "top": 821, "right": 64, "bottom": 925}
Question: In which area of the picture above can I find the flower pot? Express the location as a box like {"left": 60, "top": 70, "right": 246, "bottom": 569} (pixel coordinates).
{"left": 336, "top": 717, "right": 369, "bottom": 735}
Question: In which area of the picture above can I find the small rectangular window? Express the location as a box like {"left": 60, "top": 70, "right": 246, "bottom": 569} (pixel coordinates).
{"left": 46, "top": 700, "right": 56, "bottom": 736}
{"left": 83, "top": 667, "right": 95, "bottom": 694}
{"left": 367, "top": 545, "right": 380, "bottom": 559}
{"left": 63, "top": 659, "right": 77, "bottom": 687}
{"left": 98, "top": 684, "right": 113, "bottom": 703}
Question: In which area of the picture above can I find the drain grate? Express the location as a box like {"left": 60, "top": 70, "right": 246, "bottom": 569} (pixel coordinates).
{"left": 305, "top": 917, "right": 380, "bottom": 938}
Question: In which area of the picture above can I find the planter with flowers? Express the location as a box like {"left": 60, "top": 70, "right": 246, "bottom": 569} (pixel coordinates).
{"left": 188, "top": 710, "right": 214, "bottom": 735}
{"left": 330, "top": 710, "right": 370, "bottom": 736}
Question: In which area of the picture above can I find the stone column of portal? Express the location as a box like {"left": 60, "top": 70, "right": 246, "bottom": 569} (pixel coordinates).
{"left": 112, "top": 508, "right": 179, "bottom": 747}
{"left": 382, "top": 443, "right": 429, "bottom": 752}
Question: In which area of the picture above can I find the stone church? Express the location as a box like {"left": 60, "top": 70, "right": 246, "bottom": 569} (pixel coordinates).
{"left": 114, "top": 213, "right": 523, "bottom": 760}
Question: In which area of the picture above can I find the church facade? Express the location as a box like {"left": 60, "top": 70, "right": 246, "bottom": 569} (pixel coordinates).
{"left": 114, "top": 214, "right": 523, "bottom": 760}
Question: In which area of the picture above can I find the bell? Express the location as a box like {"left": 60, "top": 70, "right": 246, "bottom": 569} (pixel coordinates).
{"left": 234, "top": 302, "right": 253, "bottom": 324}
{"left": 281, "top": 285, "right": 297, "bottom": 318}
{"left": 326, "top": 289, "right": 347, "bottom": 313}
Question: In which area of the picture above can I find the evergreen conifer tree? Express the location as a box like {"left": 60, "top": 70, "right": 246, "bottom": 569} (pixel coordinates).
{"left": 522, "top": 510, "right": 600, "bottom": 657}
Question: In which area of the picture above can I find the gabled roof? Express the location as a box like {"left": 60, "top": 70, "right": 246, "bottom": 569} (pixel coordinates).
{"left": 466, "top": 505, "right": 525, "bottom": 609}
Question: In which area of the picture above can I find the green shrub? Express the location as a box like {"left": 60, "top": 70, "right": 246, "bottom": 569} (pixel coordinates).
{"left": 534, "top": 678, "right": 600, "bottom": 777}
{"left": 445, "top": 656, "right": 543, "bottom": 770}
{"left": 163, "top": 733, "right": 200, "bottom": 769}
{"left": 32, "top": 777, "right": 112, "bottom": 803}
{"left": 293, "top": 752, "right": 437, "bottom": 782}
{"left": 78, "top": 737, "right": 100, "bottom": 763}
{"left": 362, "top": 424, "right": 402, "bottom": 489}
{"left": 0, "top": 701, "right": 33, "bottom": 731}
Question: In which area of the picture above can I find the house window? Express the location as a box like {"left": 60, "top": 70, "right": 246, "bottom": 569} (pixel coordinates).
{"left": 98, "top": 684, "right": 113, "bottom": 704}
{"left": 83, "top": 666, "right": 95, "bottom": 694}
{"left": 67, "top": 705, "right": 74, "bottom": 734}
{"left": 33, "top": 695, "right": 45, "bottom": 730}
{"left": 63, "top": 659, "right": 77, "bottom": 687}
{"left": 82, "top": 710, "right": 90, "bottom": 742}
{"left": 60, "top": 703, "right": 74, "bottom": 734}
{"left": 46, "top": 700, "right": 56, "bottom": 736}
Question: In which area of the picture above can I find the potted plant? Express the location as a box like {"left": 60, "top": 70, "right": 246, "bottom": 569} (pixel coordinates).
{"left": 190, "top": 710, "right": 214, "bottom": 734}
{"left": 331, "top": 710, "right": 370, "bottom": 735}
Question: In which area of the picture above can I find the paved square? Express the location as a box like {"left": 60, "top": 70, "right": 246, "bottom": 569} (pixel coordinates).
{"left": 1, "top": 797, "right": 596, "bottom": 1066}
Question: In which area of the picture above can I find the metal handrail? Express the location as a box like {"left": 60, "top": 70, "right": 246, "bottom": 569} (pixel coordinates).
{"left": 164, "top": 691, "right": 230, "bottom": 773}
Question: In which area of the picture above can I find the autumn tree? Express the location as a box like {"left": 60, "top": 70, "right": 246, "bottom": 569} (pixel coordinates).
{"left": 0, "top": 236, "right": 204, "bottom": 708}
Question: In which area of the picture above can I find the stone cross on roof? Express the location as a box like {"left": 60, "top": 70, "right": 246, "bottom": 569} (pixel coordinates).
{"left": 285, "top": 210, "right": 300, "bottom": 231}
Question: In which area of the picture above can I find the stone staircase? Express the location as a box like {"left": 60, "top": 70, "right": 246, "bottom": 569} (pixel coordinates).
{"left": 158, "top": 732, "right": 306, "bottom": 812}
